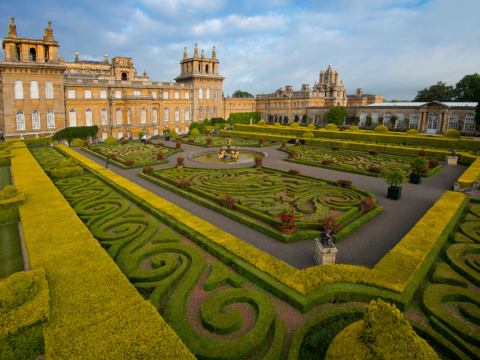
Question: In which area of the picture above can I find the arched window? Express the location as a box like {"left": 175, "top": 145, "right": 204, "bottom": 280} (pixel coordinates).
{"left": 152, "top": 108, "right": 158, "bottom": 123}
{"left": 16, "top": 47, "right": 21, "bottom": 61}
{"left": 101, "top": 108, "right": 108, "bottom": 125}
{"left": 86, "top": 109, "right": 93, "bottom": 126}
{"left": 397, "top": 112, "right": 405, "bottom": 128}
{"left": 384, "top": 112, "right": 391, "bottom": 127}
{"left": 141, "top": 108, "right": 147, "bottom": 123}
{"left": 360, "top": 112, "right": 367, "bottom": 126}
{"left": 122, "top": 72, "right": 127, "bottom": 81}
{"left": 206, "top": 107, "right": 210, "bottom": 119}
{"left": 448, "top": 113, "right": 459, "bottom": 130}
{"left": 214, "top": 87, "right": 217, "bottom": 99}
{"left": 29, "top": 48, "right": 36, "bottom": 61}
{"left": 465, "top": 114, "right": 475, "bottom": 132}
{"left": 213, "top": 107, "right": 217, "bottom": 118}
{"left": 199, "top": 87, "right": 203, "bottom": 100}
{"left": 30, "top": 81, "right": 39, "bottom": 99}
{"left": 116, "top": 108, "right": 122, "bottom": 124}
{"left": 16, "top": 111, "right": 25, "bottom": 130}
{"left": 164, "top": 107, "right": 169, "bottom": 122}
{"left": 185, "top": 107, "right": 190, "bottom": 121}
{"left": 206, "top": 87, "right": 210, "bottom": 100}
{"left": 47, "top": 110, "right": 55, "bottom": 128}
{"left": 175, "top": 107, "right": 180, "bottom": 121}
{"left": 31, "top": 110, "right": 40, "bottom": 129}
{"left": 410, "top": 113, "right": 419, "bottom": 128}
{"left": 69, "top": 109, "right": 77, "bottom": 127}
{"left": 344, "top": 114, "right": 349, "bottom": 125}
{"left": 199, "top": 107, "right": 203, "bottom": 121}
{"left": 45, "top": 81, "right": 54, "bottom": 99}
{"left": 127, "top": 108, "right": 131, "bottom": 124}
{"left": 372, "top": 112, "right": 379, "bottom": 125}
{"left": 205, "top": 64, "right": 209, "bottom": 73}
{"left": 15, "top": 81, "right": 23, "bottom": 99}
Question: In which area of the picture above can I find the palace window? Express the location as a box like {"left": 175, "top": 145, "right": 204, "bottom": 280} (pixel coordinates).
{"left": 29, "top": 48, "right": 36, "bottom": 61}
{"left": 384, "top": 112, "right": 391, "bottom": 127}
{"left": 68, "top": 90, "right": 75, "bottom": 99}
{"left": 16, "top": 111, "right": 25, "bottom": 130}
{"left": 185, "top": 107, "right": 190, "bottom": 121}
{"left": 199, "top": 87, "right": 203, "bottom": 100}
{"left": 372, "top": 112, "right": 379, "bottom": 125}
{"left": 100, "top": 90, "right": 107, "bottom": 99}
{"left": 206, "top": 107, "right": 210, "bottom": 119}
{"left": 45, "top": 81, "right": 54, "bottom": 99}
{"left": 410, "top": 113, "right": 419, "bottom": 128}
{"left": 206, "top": 87, "right": 211, "bottom": 99}
{"left": 313, "top": 115, "right": 318, "bottom": 124}
{"left": 69, "top": 109, "right": 77, "bottom": 126}
{"left": 152, "top": 91, "right": 157, "bottom": 99}
{"left": 213, "top": 107, "right": 217, "bottom": 118}
{"left": 360, "top": 112, "right": 367, "bottom": 126}
{"left": 127, "top": 108, "right": 131, "bottom": 124}
{"left": 47, "top": 110, "right": 55, "bottom": 128}
{"left": 15, "top": 81, "right": 23, "bottom": 99}
{"left": 30, "top": 81, "right": 39, "bottom": 99}
{"left": 152, "top": 108, "right": 158, "bottom": 123}
{"left": 185, "top": 92, "right": 190, "bottom": 99}
{"left": 293, "top": 103, "right": 296, "bottom": 108}
{"left": 315, "top": 102, "right": 318, "bottom": 106}
{"left": 465, "top": 114, "right": 475, "bottom": 132}
{"left": 141, "top": 107, "right": 147, "bottom": 124}
{"left": 164, "top": 91, "right": 169, "bottom": 99}
{"left": 116, "top": 108, "right": 122, "bottom": 124}
{"left": 164, "top": 107, "right": 169, "bottom": 122}
{"left": 86, "top": 109, "right": 93, "bottom": 126}
{"left": 115, "top": 90, "right": 121, "bottom": 99}
{"left": 175, "top": 107, "right": 180, "bottom": 121}
{"left": 101, "top": 108, "right": 108, "bottom": 125}
{"left": 175, "top": 92, "right": 179, "bottom": 99}
{"left": 133, "top": 90, "right": 141, "bottom": 96}
{"left": 214, "top": 87, "right": 217, "bottom": 99}
{"left": 85, "top": 90, "right": 92, "bottom": 99}
{"left": 32, "top": 110, "right": 40, "bottom": 129}
{"left": 396, "top": 112, "right": 405, "bottom": 128}
{"left": 448, "top": 113, "right": 459, "bottom": 130}
{"left": 199, "top": 107, "right": 203, "bottom": 121}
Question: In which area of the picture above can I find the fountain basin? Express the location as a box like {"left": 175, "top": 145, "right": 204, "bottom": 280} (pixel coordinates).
{"left": 189, "top": 150, "right": 267, "bottom": 165}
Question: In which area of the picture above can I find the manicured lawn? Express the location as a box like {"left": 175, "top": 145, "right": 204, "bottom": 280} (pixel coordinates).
{"left": 0, "top": 165, "right": 12, "bottom": 189}
{"left": 0, "top": 222, "right": 24, "bottom": 279}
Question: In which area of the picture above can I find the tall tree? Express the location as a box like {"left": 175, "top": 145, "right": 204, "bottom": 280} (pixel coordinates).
{"left": 326, "top": 106, "right": 347, "bottom": 125}
{"left": 232, "top": 90, "right": 253, "bottom": 98}
{"left": 475, "top": 96, "right": 480, "bottom": 126}
{"left": 413, "top": 81, "right": 456, "bottom": 102}
{"left": 455, "top": 73, "right": 480, "bottom": 102}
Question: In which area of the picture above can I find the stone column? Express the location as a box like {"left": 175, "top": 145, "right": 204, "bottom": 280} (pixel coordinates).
{"left": 418, "top": 112, "right": 423, "bottom": 131}
{"left": 437, "top": 113, "right": 443, "bottom": 134}
{"left": 443, "top": 113, "right": 449, "bottom": 132}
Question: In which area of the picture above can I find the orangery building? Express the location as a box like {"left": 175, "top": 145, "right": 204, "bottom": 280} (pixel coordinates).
{"left": 0, "top": 18, "right": 477, "bottom": 140}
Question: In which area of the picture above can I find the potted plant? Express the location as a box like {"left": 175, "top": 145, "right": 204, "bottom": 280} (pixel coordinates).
{"left": 254, "top": 156, "right": 263, "bottom": 168}
{"left": 288, "top": 150, "right": 296, "bottom": 160}
{"left": 176, "top": 141, "right": 182, "bottom": 150}
{"left": 409, "top": 157, "right": 429, "bottom": 184}
{"left": 281, "top": 141, "right": 287, "bottom": 150}
{"left": 278, "top": 208, "right": 295, "bottom": 234}
{"left": 219, "top": 194, "right": 235, "bottom": 210}
{"left": 163, "top": 128, "right": 171, "bottom": 141}
{"left": 176, "top": 156, "right": 185, "bottom": 168}
{"left": 138, "top": 131, "right": 146, "bottom": 143}
{"left": 384, "top": 168, "right": 407, "bottom": 200}
{"left": 157, "top": 152, "right": 165, "bottom": 161}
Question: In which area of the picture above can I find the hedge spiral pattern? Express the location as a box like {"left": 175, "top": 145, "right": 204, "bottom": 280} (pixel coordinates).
{"left": 53, "top": 174, "right": 284, "bottom": 359}
{"left": 30, "top": 147, "right": 69, "bottom": 174}
{"left": 286, "top": 146, "right": 412, "bottom": 175}
{"left": 98, "top": 143, "right": 178, "bottom": 165}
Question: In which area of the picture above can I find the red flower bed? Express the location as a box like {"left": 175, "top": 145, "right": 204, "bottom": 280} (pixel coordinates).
{"left": 322, "top": 217, "right": 342, "bottom": 234}
{"left": 368, "top": 149, "right": 378, "bottom": 155}
{"left": 331, "top": 146, "right": 340, "bottom": 151}
{"left": 336, "top": 179, "right": 352, "bottom": 188}
{"left": 176, "top": 178, "right": 191, "bottom": 190}
{"left": 125, "top": 160, "right": 135, "bottom": 166}
{"left": 288, "top": 169, "right": 300, "bottom": 176}
{"left": 367, "top": 166, "right": 383, "bottom": 174}
{"left": 428, "top": 158, "right": 439, "bottom": 168}
{"left": 156, "top": 152, "right": 165, "bottom": 161}
{"left": 143, "top": 166, "right": 154, "bottom": 176}
{"left": 419, "top": 150, "right": 428, "bottom": 157}
{"left": 361, "top": 196, "right": 375, "bottom": 213}
{"left": 219, "top": 194, "right": 235, "bottom": 210}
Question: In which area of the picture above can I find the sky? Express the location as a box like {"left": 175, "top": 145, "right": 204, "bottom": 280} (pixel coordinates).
{"left": 1, "top": 0, "right": 479, "bottom": 100}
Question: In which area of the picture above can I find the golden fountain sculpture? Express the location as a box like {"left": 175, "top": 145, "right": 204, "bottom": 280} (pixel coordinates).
{"left": 218, "top": 137, "right": 239, "bottom": 160}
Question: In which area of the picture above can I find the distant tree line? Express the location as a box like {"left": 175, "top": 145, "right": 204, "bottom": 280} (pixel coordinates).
{"left": 413, "top": 73, "right": 480, "bottom": 102}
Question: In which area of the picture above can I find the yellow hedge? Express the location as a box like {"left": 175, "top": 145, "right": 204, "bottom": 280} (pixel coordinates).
{"left": 458, "top": 158, "right": 480, "bottom": 187}
{"left": 11, "top": 146, "right": 194, "bottom": 359}
{"left": 59, "top": 145, "right": 467, "bottom": 296}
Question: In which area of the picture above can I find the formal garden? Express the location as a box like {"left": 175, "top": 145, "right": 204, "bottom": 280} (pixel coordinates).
{"left": 179, "top": 134, "right": 280, "bottom": 148}
{"left": 1, "top": 125, "right": 480, "bottom": 359}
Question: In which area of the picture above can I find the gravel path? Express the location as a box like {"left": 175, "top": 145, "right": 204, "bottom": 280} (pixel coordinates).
{"left": 73, "top": 141, "right": 466, "bottom": 270}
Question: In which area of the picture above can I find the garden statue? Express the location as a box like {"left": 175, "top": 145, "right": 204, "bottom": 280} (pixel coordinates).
{"left": 228, "top": 137, "right": 232, "bottom": 148}
{"left": 320, "top": 227, "right": 334, "bottom": 248}
{"left": 450, "top": 150, "right": 456, "bottom": 156}
{"left": 106, "top": 155, "right": 110, "bottom": 169}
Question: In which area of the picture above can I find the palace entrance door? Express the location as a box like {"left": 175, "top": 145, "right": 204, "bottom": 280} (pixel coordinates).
{"left": 427, "top": 113, "right": 438, "bottom": 134}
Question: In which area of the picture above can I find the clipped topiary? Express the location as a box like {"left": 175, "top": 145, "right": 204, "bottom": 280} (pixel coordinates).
{"left": 349, "top": 126, "right": 359, "bottom": 132}
{"left": 50, "top": 157, "right": 83, "bottom": 180}
{"left": 307, "top": 124, "right": 316, "bottom": 130}
{"left": 257, "top": 120, "right": 266, "bottom": 125}
{"left": 273, "top": 123, "right": 282, "bottom": 127}
{"left": 104, "top": 136, "right": 117, "bottom": 144}
{"left": 290, "top": 122, "right": 300, "bottom": 128}
{"left": 374, "top": 125, "right": 389, "bottom": 133}
{"left": 190, "top": 128, "right": 200, "bottom": 136}
{"left": 0, "top": 185, "right": 17, "bottom": 201}
{"left": 71, "top": 138, "right": 84, "bottom": 147}
{"left": 326, "top": 299, "right": 440, "bottom": 360}
{"left": 407, "top": 129, "right": 419, "bottom": 135}
{"left": 169, "top": 130, "right": 178, "bottom": 138}
{"left": 325, "top": 123, "right": 338, "bottom": 131}
{"left": 302, "top": 132, "right": 314, "bottom": 138}
{"left": 443, "top": 128, "right": 461, "bottom": 138}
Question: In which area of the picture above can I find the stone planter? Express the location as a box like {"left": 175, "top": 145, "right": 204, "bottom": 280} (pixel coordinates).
{"left": 176, "top": 164, "right": 184, "bottom": 169}
{"left": 314, "top": 239, "right": 338, "bottom": 265}
{"left": 280, "top": 227, "right": 294, "bottom": 234}
{"left": 387, "top": 186, "right": 402, "bottom": 200}
{"left": 409, "top": 173, "right": 422, "bottom": 184}
{"left": 446, "top": 155, "right": 458, "bottom": 166}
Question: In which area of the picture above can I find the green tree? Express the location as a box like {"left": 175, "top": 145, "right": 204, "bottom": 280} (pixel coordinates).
{"left": 232, "top": 90, "right": 254, "bottom": 98}
{"left": 455, "top": 73, "right": 480, "bottom": 102}
{"left": 475, "top": 96, "right": 480, "bottom": 126}
{"left": 326, "top": 106, "right": 347, "bottom": 125}
{"left": 413, "top": 81, "right": 456, "bottom": 102}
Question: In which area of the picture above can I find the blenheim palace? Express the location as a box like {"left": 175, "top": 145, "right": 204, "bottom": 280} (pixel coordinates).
{"left": 0, "top": 18, "right": 477, "bottom": 140}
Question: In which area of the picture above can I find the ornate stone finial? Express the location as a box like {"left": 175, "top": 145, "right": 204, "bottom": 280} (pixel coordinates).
{"left": 134, "top": 68, "right": 137, "bottom": 76}
{"left": 105, "top": 54, "right": 108, "bottom": 63}
{"left": 194, "top": 43, "right": 199, "bottom": 58}
{"left": 8, "top": 17, "right": 17, "bottom": 38}
{"left": 43, "top": 21, "right": 54, "bottom": 41}
{"left": 329, "top": 64, "right": 331, "bottom": 67}
{"left": 75, "top": 52, "right": 79, "bottom": 61}
{"left": 201, "top": 49, "right": 204, "bottom": 59}
{"left": 143, "top": 69, "right": 147, "bottom": 77}
{"left": 212, "top": 46, "right": 216, "bottom": 59}
{"left": 183, "top": 46, "right": 187, "bottom": 59}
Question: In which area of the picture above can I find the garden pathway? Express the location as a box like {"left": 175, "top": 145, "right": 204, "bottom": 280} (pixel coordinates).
{"left": 73, "top": 142, "right": 466, "bottom": 270}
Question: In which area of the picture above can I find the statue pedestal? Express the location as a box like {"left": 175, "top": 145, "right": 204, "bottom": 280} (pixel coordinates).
{"left": 446, "top": 156, "right": 458, "bottom": 166}
{"left": 314, "top": 239, "right": 338, "bottom": 265}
